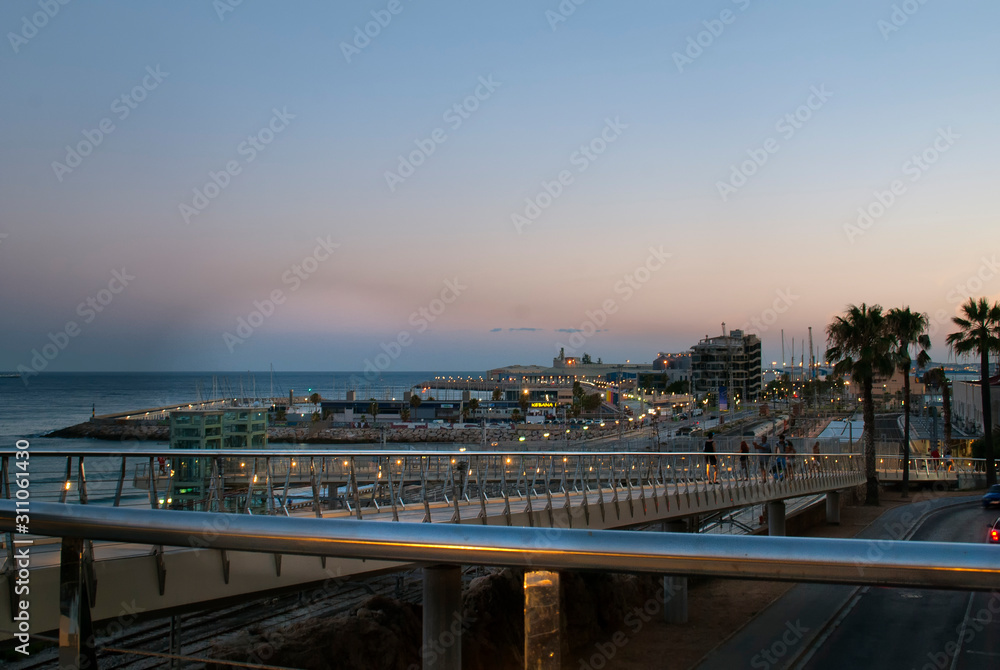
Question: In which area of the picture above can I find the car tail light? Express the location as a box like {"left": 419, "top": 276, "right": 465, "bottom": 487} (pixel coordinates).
{"left": 992, "top": 530, "right": 999, "bottom": 541}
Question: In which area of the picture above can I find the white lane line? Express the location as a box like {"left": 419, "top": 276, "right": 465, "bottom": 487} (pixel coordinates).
{"left": 949, "top": 591, "right": 976, "bottom": 670}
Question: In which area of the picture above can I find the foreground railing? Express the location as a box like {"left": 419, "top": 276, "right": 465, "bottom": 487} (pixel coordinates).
{"left": 1, "top": 501, "right": 998, "bottom": 670}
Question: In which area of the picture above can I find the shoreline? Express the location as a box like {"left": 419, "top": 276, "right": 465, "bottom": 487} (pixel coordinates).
{"left": 45, "top": 421, "right": 629, "bottom": 445}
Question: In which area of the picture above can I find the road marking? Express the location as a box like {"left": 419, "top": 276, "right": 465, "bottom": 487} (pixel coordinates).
{"left": 949, "top": 591, "right": 976, "bottom": 670}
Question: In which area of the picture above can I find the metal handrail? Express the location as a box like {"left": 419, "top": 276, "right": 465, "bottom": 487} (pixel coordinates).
{"left": 0, "top": 448, "right": 864, "bottom": 457}
{"left": 1, "top": 501, "right": 997, "bottom": 591}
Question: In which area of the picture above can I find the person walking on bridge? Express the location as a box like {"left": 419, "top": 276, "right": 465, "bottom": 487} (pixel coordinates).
{"left": 739, "top": 440, "right": 751, "bottom": 481}
{"left": 704, "top": 431, "right": 719, "bottom": 484}
{"left": 753, "top": 434, "right": 771, "bottom": 482}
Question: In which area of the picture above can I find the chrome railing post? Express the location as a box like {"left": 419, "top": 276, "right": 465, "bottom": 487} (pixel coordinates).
{"left": 58, "top": 536, "right": 98, "bottom": 670}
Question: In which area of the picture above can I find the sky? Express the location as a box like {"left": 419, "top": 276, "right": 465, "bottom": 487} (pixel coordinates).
{"left": 1, "top": 0, "right": 998, "bottom": 374}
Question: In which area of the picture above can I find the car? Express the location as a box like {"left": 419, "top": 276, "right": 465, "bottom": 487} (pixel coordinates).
{"left": 990, "top": 517, "right": 1000, "bottom": 544}
{"left": 982, "top": 484, "right": 1000, "bottom": 509}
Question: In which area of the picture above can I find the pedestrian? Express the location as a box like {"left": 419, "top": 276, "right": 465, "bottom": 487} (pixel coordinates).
{"left": 811, "top": 441, "right": 822, "bottom": 472}
{"left": 157, "top": 456, "right": 166, "bottom": 475}
{"left": 739, "top": 440, "right": 750, "bottom": 481}
{"left": 931, "top": 446, "right": 940, "bottom": 471}
{"left": 753, "top": 434, "right": 771, "bottom": 481}
{"left": 704, "top": 431, "right": 719, "bottom": 484}
{"left": 944, "top": 447, "right": 953, "bottom": 472}
{"left": 785, "top": 439, "right": 797, "bottom": 479}
{"left": 775, "top": 434, "right": 787, "bottom": 480}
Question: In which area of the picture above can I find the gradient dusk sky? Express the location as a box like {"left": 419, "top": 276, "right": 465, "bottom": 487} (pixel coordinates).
{"left": 1, "top": 1, "right": 998, "bottom": 373}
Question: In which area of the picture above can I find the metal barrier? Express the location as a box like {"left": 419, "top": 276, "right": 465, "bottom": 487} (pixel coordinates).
{"left": 0, "top": 448, "right": 865, "bottom": 523}
{"left": 1, "top": 501, "right": 999, "bottom": 670}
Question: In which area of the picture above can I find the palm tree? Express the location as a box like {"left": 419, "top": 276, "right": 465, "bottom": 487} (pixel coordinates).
{"left": 826, "top": 304, "right": 895, "bottom": 505}
{"left": 468, "top": 397, "right": 480, "bottom": 423}
{"left": 368, "top": 399, "right": 380, "bottom": 425}
{"left": 400, "top": 406, "right": 410, "bottom": 422}
{"left": 923, "top": 367, "right": 952, "bottom": 447}
{"left": 492, "top": 388, "right": 503, "bottom": 402}
{"left": 409, "top": 394, "right": 422, "bottom": 409}
{"left": 308, "top": 392, "right": 321, "bottom": 412}
{"left": 946, "top": 298, "right": 1000, "bottom": 486}
{"left": 887, "top": 307, "right": 931, "bottom": 497}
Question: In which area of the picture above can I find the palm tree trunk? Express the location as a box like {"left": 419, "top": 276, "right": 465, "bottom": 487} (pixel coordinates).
{"left": 863, "top": 380, "right": 879, "bottom": 505}
{"left": 981, "top": 352, "right": 996, "bottom": 486}
{"left": 902, "top": 375, "right": 910, "bottom": 497}
{"left": 942, "top": 381, "right": 952, "bottom": 445}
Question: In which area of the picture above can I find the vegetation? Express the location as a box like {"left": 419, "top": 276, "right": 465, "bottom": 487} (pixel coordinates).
{"left": 665, "top": 379, "right": 689, "bottom": 395}
{"left": 409, "top": 394, "right": 422, "bottom": 408}
{"left": 764, "top": 374, "right": 791, "bottom": 400}
{"left": 826, "top": 303, "right": 895, "bottom": 505}
{"left": 368, "top": 399, "right": 379, "bottom": 424}
{"left": 492, "top": 388, "right": 503, "bottom": 402}
{"left": 946, "top": 297, "right": 1000, "bottom": 486}
{"left": 887, "top": 307, "right": 931, "bottom": 495}
{"left": 582, "top": 393, "right": 603, "bottom": 413}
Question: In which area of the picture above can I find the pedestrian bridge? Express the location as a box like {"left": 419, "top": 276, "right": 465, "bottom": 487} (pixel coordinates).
{"left": 1, "top": 447, "right": 868, "bottom": 638}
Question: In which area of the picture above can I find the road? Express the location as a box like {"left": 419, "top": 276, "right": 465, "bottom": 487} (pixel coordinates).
{"left": 797, "top": 502, "right": 1000, "bottom": 670}
{"left": 698, "top": 497, "right": 1000, "bottom": 670}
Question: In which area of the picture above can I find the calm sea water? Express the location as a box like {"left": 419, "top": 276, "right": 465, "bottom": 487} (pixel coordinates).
{"left": 0, "top": 372, "right": 483, "bottom": 506}
{"left": 1, "top": 371, "right": 484, "bottom": 449}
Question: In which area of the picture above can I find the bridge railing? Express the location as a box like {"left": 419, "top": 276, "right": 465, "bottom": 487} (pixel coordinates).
{"left": 0, "top": 448, "right": 864, "bottom": 520}
{"left": 875, "top": 456, "right": 996, "bottom": 477}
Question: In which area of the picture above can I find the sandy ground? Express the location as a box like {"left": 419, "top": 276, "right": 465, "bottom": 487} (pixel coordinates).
{"left": 563, "top": 488, "right": 976, "bottom": 670}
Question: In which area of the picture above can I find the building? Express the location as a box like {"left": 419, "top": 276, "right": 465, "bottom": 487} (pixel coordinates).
{"left": 952, "top": 375, "right": 1000, "bottom": 435}
{"left": 690, "top": 329, "right": 762, "bottom": 402}
{"left": 870, "top": 371, "right": 926, "bottom": 408}
{"left": 169, "top": 408, "right": 268, "bottom": 507}
{"left": 488, "top": 350, "right": 677, "bottom": 386}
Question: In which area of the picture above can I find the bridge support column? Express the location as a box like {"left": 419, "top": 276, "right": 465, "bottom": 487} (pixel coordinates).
{"left": 423, "top": 565, "right": 462, "bottom": 670}
{"left": 58, "top": 537, "right": 98, "bottom": 670}
{"left": 524, "top": 570, "right": 561, "bottom": 669}
{"left": 767, "top": 501, "right": 786, "bottom": 536}
{"left": 662, "top": 521, "right": 688, "bottom": 624}
{"left": 826, "top": 491, "right": 841, "bottom": 525}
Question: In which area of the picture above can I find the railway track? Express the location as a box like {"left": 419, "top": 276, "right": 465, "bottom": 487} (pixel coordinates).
{"left": 10, "top": 569, "right": 428, "bottom": 669}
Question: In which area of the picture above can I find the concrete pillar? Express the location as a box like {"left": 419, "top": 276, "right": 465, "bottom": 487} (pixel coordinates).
{"left": 423, "top": 565, "right": 462, "bottom": 670}
{"left": 524, "top": 570, "right": 560, "bottom": 669}
{"left": 826, "top": 490, "right": 841, "bottom": 525}
{"left": 767, "top": 501, "right": 786, "bottom": 536}
{"left": 662, "top": 520, "right": 689, "bottom": 623}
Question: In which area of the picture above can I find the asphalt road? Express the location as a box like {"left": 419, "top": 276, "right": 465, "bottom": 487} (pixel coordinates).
{"left": 697, "top": 497, "right": 1000, "bottom": 670}
{"left": 797, "top": 502, "right": 1000, "bottom": 670}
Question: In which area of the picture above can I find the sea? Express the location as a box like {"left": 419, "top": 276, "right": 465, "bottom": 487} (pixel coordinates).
{"left": 1, "top": 370, "right": 485, "bottom": 450}
{"left": 1, "top": 371, "right": 485, "bottom": 506}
